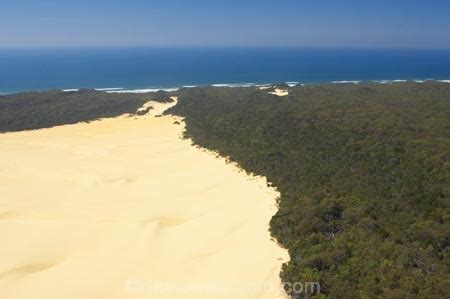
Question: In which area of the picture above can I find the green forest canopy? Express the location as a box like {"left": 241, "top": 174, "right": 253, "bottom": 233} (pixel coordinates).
{"left": 167, "top": 82, "right": 450, "bottom": 298}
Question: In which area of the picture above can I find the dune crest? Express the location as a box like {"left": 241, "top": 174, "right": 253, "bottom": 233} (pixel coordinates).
{"left": 0, "top": 104, "right": 288, "bottom": 298}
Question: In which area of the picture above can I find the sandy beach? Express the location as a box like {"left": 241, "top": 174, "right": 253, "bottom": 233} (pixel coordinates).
{"left": 0, "top": 102, "right": 288, "bottom": 298}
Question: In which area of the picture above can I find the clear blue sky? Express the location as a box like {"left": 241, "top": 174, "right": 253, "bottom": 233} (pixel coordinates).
{"left": 1, "top": 0, "right": 450, "bottom": 48}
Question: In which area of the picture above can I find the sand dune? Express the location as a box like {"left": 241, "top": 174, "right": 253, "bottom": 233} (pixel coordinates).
{"left": 0, "top": 102, "right": 288, "bottom": 298}
{"left": 268, "top": 89, "right": 289, "bottom": 97}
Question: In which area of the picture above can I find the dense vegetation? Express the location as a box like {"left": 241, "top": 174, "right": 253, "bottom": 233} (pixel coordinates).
{"left": 0, "top": 89, "right": 172, "bottom": 132}
{"left": 167, "top": 82, "right": 450, "bottom": 298}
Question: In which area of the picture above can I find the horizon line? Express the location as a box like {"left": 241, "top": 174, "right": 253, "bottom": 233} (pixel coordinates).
{"left": 1, "top": 45, "right": 450, "bottom": 51}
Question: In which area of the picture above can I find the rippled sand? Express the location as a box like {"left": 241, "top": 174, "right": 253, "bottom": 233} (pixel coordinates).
{"left": 0, "top": 103, "right": 288, "bottom": 298}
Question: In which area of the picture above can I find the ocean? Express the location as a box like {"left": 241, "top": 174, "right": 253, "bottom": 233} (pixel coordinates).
{"left": 1, "top": 47, "right": 450, "bottom": 94}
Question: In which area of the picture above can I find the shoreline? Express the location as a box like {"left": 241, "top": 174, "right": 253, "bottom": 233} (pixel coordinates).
{"left": 1, "top": 78, "right": 450, "bottom": 95}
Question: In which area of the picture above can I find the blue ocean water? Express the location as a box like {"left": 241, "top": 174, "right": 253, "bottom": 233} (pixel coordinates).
{"left": 1, "top": 47, "right": 450, "bottom": 93}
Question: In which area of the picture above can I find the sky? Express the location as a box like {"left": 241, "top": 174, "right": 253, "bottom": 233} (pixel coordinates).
{"left": 1, "top": 0, "right": 450, "bottom": 49}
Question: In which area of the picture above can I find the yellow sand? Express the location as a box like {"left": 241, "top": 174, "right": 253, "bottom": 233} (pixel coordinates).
{"left": 268, "top": 89, "right": 288, "bottom": 96}
{"left": 0, "top": 102, "right": 288, "bottom": 298}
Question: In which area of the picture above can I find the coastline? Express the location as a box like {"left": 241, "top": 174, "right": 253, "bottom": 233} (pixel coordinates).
{"left": 1, "top": 78, "right": 449, "bottom": 95}
{"left": 65, "top": 79, "right": 450, "bottom": 94}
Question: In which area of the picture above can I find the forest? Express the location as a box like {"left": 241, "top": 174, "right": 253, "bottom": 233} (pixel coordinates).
{"left": 0, "top": 89, "right": 172, "bottom": 132}
{"left": 167, "top": 82, "right": 450, "bottom": 298}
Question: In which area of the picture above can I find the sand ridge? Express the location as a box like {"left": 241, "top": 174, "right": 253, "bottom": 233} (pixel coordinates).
{"left": 0, "top": 101, "right": 288, "bottom": 298}
{"left": 268, "top": 89, "right": 289, "bottom": 96}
